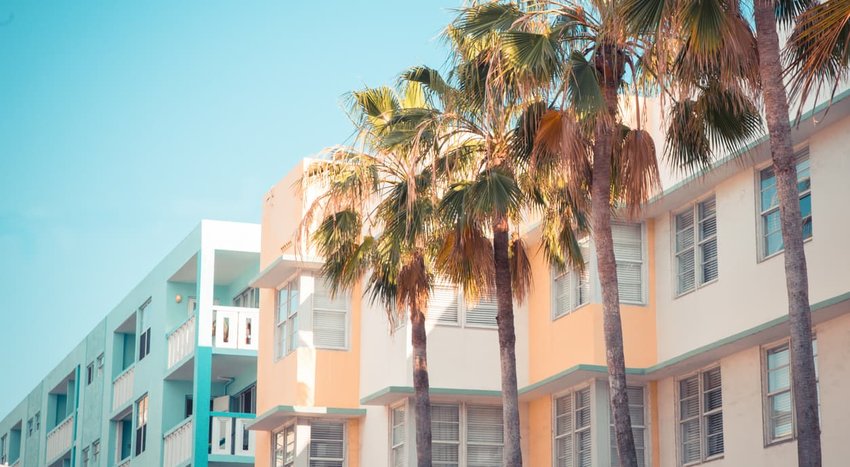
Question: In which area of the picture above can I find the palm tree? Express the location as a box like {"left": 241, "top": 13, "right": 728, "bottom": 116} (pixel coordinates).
{"left": 624, "top": 0, "right": 825, "bottom": 463}
{"left": 301, "top": 83, "right": 459, "bottom": 467}
{"left": 451, "top": 2, "right": 761, "bottom": 466}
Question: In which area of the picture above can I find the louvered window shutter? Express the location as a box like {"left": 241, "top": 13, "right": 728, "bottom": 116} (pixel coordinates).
{"left": 309, "top": 421, "right": 345, "bottom": 467}
{"left": 610, "top": 386, "right": 646, "bottom": 467}
{"left": 612, "top": 223, "right": 643, "bottom": 303}
{"left": 466, "top": 291, "right": 498, "bottom": 327}
{"left": 555, "top": 394, "right": 573, "bottom": 467}
{"left": 554, "top": 271, "right": 572, "bottom": 319}
{"left": 312, "top": 278, "right": 348, "bottom": 349}
{"left": 429, "top": 282, "right": 460, "bottom": 325}
{"left": 675, "top": 209, "right": 696, "bottom": 294}
{"left": 698, "top": 198, "right": 718, "bottom": 284}
{"left": 391, "top": 406, "right": 406, "bottom": 467}
{"left": 466, "top": 405, "right": 503, "bottom": 466}
{"left": 431, "top": 405, "right": 460, "bottom": 466}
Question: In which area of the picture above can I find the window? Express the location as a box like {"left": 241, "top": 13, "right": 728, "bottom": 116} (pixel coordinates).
{"left": 552, "top": 249, "right": 591, "bottom": 319}
{"left": 138, "top": 328, "right": 151, "bottom": 361}
{"left": 26, "top": 419, "right": 32, "bottom": 438}
{"left": 610, "top": 386, "right": 647, "bottom": 467}
{"left": 430, "top": 404, "right": 503, "bottom": 467}
{"left": 276, "top": 279, "right": 300, "bottom": 358}
{"left": 391, "top": 405, "right": 406, "bottom": 467}
{"left": 237, "top": 385, "right": 256, "bottom": 414}
{"left": 763, "top": 338, "right": 818, "bottom": 444}
{"left": 81, "top": 447, "right": 89, "bottom": 467}
{"left": 92, "top": 439, "right": 101, "bottom": 462}
{"left": 679, "top": 367, "right": 723, "bottom": 464}
{"left": 34, "top": 412, "right": 40, "bottom": 432}
{"left": 555, "top": 387, "right": 592, "bottom": 467}
{"left": 86, "top": 363, "right": 94, "bottom": 385}
{"left": 675, "top": 197, "right": 718, "bottom": 295}
{"left": 1, "top": 434, "right": 6, "bottom": 464}
{"left": 613, "top": 223, "right": 644, "bottom": 303}
{"left": 97, "top": 353, "right": 104, "bottom": 375}
{"left": 759, "top": 155, "right": 812, "bottom": 258}
{"left": 313, "top": 278, "right": 349, "bottom": 349}
{"left": 309, "top": 421, "right": 345, "bottom": 467}
{"left": 135, "top": 395, "right": 148, "bottom": 456}
{"left": 233, "top": 287, "right": 260, "bottom": 308}
{"left": 428, "top": 281, "right": 499, "bottom": 328}
{"left": 274, "top": 424, "right": 296, "bottom": 467}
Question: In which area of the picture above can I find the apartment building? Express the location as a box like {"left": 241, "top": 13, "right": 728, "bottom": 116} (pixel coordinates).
{"left": 250, "top": 91, "right": 850, "bottom": 466}
{"left": 0, "top": 220, "right": 262, "bottom": 467}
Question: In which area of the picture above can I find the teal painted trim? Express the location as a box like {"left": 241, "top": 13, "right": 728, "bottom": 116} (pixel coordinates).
{"left": 193, "top": 346, "right": 213, "bottom": 467}
{"left": 518, "top": 291, "right": 850, "bottom": 395}
{"left": 360, "top": 386, "right": 502, "bottom": 405}
{"left": 211, "top": 348, "right": 256, "bottom": 357}
{"left": 648, "top": 87, "right": 850, "bottom": 206}
{"left": 208, "top": 454, "right": 255, "bottom": 464}
{"left": 210, "top": 411, "right": 257, "bottom": 419}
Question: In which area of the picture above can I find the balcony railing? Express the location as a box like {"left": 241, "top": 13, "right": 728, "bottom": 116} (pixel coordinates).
{"left": 116, "top": 459, "right": 131, "bottom": 467}
{"left": 112, "top": 366, "right": 135, "bottom": 411}
{"left": 167, "top": 316, "right": 196, "bottom": 368}
{"left": 163, "top": 417, "right": 193, "bottom": 467}
{"left": 210, "top": 413, "right": 255, "bottom": 457}
{"left": 212, "top": 307, "right": 258, "bottom": 351}
{"left": 45, "top": 414, "right": 74, "bottom": 462}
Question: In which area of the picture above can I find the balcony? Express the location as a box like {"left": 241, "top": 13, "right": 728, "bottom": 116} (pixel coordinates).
{"left": 112, "top": 366, "right": 135, "bottom": 411}
{"left": 212, "top": 306, "right": 258, "bottom": 351}
{"left": 210, "top": 413, "right": 255, "bottom": 457}
{"left": 116, "top": 459, "right": 131, "bottom": 467}
{"left": 45, "top": 414, "right": 74, "bottom": 463}
{"left": 163, "top": 417, "right": 193, "bottom": 467}
{"left": 167, "top": 316, "right": 196, "bottom": 368}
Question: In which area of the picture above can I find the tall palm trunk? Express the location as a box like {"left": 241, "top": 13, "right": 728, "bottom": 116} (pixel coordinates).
{"left": 591, "top": 49, "right": 639, "bottom": 467}
{"left": 753, "top": 2, "right": 821, "bottom": 465}
{"left": 493, "top": 216, "right": 523, "bottom": 466}
{"left": 410, "top": 294, "right": 433, "bottom": 467}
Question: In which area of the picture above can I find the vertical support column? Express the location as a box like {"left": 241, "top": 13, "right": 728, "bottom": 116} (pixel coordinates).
{"left": 296, "top": 274, "right": 317, "bottom": 407}
{"left": 294, "top": 419, "right": 312, "bottom": 467}
{"left": 193, "top": 247, "right": 216, "bottom": 467}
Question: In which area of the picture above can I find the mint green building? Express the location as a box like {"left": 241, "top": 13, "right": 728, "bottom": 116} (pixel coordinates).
{"left": 0, "top": 220, "right": 261, "bottom": 467}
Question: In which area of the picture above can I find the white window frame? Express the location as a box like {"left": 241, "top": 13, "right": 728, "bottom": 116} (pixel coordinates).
{"left": 429, "top": 402, "right": 504, "bottom": 467}
{"left": 674, "top": 196, "right": 718, "bottom": 297}
{"left": 92, "top": 439, "right": 101, "bottom": 462}
{"left": 276, "top": 278, "right": 300, "bottom": 360}
{"left": 553, "top": 385, "right": 593, "bottom": 467}
{"left": 609, "top": 385, "right": 648, "bottom": 467}
{"left": 273, "top": 422, "right": 296, "bottom": 467}
{"left": 612, "top": 222, "right": 647, "bottom": 305}
{"left": 757, "top": 151, "right": 812, "bottom": 261}
{"left": 134, "top": 394, "right": 148, "bottom": 456}
{"left": 312, "top": 277, "right": 350, "bottom": 350}
{"left": 762, "top": 336, "right": 819, "bottom": 446}
{"left": 551, "top": 262, "right": 591, "bottom": 320}
{"left": 389, "top": 402, "right": 406, "bottom": 467}
{"left": 676, "top": 366, "right": 723, "bottom": 465}
{"left": 0, "top": 433, "right": 6, "bottom": 465}
{"left": 233, "top": 287, "right": 259, "bottom": 308}
{"left": 81, "top": 446, "right": 89, "bottom": 467}
{"left": 428, "top": 281, "right": 499, "bottom": 329}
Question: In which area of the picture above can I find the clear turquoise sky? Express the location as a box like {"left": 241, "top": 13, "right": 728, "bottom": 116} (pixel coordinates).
{"left": 0, "top": 0, "right": 457, "bottom": 416}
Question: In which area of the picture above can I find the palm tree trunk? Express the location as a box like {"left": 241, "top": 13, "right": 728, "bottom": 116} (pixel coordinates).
{"left": 753, "top": 2, "right": 821, "bottom": 465}
{"left": 592, "top": 81, "right": 638, "bottom": 467}
{"left": 410, "top": 295, "right": 433, "bottom": 467}
{"left": 493, "top": 216, "right": 523, "bottom": 466}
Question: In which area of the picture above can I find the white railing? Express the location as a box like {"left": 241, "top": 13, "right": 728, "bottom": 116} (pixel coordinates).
{"left": 212, "top": 307, "right": 259, "bottom": 351}
{"left": 45, "top": 414, "right": 74, "bottom": 462}
{"left": 163, "top": 417, "right": 193, "bottom": 467}
{"left": 167, "top": 316, "right": 196, "bottom": 368}
{"left": 117, "top": 459, "right": 131, "bottom": 467}
{"left": 112, "top": 366, "right": 135, "bottom": 411}
{"left": 210, "top": 415, "right": 255, "bottom": 457}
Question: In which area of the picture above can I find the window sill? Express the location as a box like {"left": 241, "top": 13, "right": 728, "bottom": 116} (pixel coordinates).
{"left": 674, "top": 278, "right": 719, "bottom": 300}
{"left": 764, "top": 434, "right": 796, "bottom": 448}
{"left": 551, "top": 303, "right": 590, "bottom": 322}
{"left": 683, "top": 454, "right": 724, "bottom": 466}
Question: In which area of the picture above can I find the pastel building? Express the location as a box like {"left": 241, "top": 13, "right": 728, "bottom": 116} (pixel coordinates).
{"left": 250, "top": 95, "right": 850, "bottom": 466}
{"left": 0, "top": 220, "right": 262, "bottom": 467}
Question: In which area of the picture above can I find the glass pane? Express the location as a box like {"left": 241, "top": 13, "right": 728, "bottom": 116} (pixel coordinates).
{"left": 771, "top": 392, "right": 793, "bottom": 438}
{"left": 760, "top": 168, "right": 778, "bottom": 211}
{"left": 768, "top": 346, "right": 789, "bottom": 369}
{"left": 768, "top": 367, "right": 790, "bottom": 392}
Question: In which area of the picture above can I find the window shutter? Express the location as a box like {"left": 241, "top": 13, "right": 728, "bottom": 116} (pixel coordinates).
{"left": 391, "top": 406, "right": 406, "bottom": 467}
{"left": 466, "top": 405, "right": 503, "bottom": 466}
{"left": 555, "top": 394, "right": 573, "bottom": 467}
{"left": 466, "top": 291, "right": 498, "bottom": 327}
{"left": 554, "top": 271, "right": 571, "bottom": 319}
{"left": 428, "top": 283, "right": 459, "bottom": 325}
{"left": 312, "top": 279, "right": 348, "bottom": 349}
{"left": 309, "top": 421, "right": 344, "bottom": 466}
{"left": 611, "top": 387, "right": 646, "bottom": 467}
{"left": 675, "top": 210, "right": 696, "bottom": 294}
{"left": 698, "top": 198, "right": 719, "bottom": 284}
{"left": 431, "top": 405, "right": 460, "bottom": 466}
{"left": 612, "top": 223, "right": 643, "bottom": 303}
